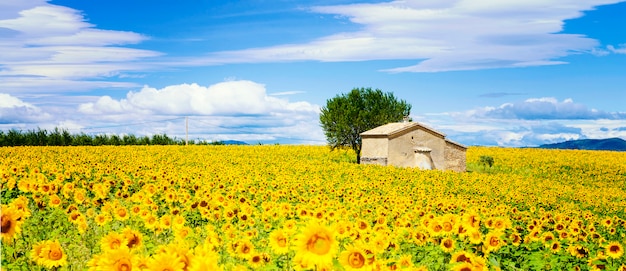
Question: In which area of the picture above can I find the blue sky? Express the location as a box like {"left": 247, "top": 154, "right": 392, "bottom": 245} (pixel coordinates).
{"left": 1, "top": 0, "right": 625, "bottom": 146}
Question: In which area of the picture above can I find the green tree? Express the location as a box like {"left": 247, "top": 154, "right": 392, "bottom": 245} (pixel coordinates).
{"left": 320, "top": 87, "right": 411, "bottom": 163}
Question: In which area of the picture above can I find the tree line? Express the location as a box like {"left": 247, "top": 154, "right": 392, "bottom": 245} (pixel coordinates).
{"left": 0, "top": 128, "right": 227, "bottom": 146}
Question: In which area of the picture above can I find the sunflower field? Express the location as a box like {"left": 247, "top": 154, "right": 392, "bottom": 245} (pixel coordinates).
{"left": 1, "top": 145, "right": 625, "bottom": 271}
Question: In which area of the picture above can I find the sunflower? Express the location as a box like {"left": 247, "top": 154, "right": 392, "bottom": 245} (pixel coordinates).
{"left": 427, "top": 219, "right": 444, "bottom": 237}
{"left": 101, "top": 232, "right": 126, "bottom": 251}
{"left": 159, "top": 215, "right": 172, "bottom": 229}
{"left": 509, "top": 233, "right": 521, "bottom": 246}
{"left": 122, "top": 227, "right": 143, "bottom": 250}
{"left": 174, "top": 226, "right": 193, "bottom": 241}
{"left": 412, "top": 229, "right": 428, "bottom": 245}
{"left": 541, "top": 232, "right": 556, "bottom": 246}
{"left": 1, "top": 205, "right": 22, "bottom": 243}
{"left": 338, "top": 245, "right": 370, "bottom": 271}
{"left": 467, "top": 229, "right": 482, "bottom": 245}
{"left": 450, "top": 251, "right": 475, "bottom": 264}
{"left": 11, "top": 196, "right": 32, "bottom": 219}
{"left": 114, "top": 206, "right": 130, "bottom": 221}
{"left": 568, "top": 245, "right": 589, "bottom": 258}
{"left": 450, "top": 262, "right": 474, "bottom": 271}
{"left": 235, "top": 239, "right": 256, "bottom": 259}
{"left": 269, "top": 229, "right": 290, "bottom": 254}
{"left": 462, "top": 212, "right": 481, "bottom": 229}
{"left": 99, "top": 246, "right": 134, "bottom": 271}
{"left": 294, "top": 222, "right": 338, "bottom": 268}
{"left": 134, "top": 254, "right": 151, "bottom": 270}
{"left": 172, "top": 215, "right": 186, "bottom": 229}
{"left": 549, "top": 241, "right": 561, "bottom": 253}
{"left": 248, "top": 253, "right": 265, "bottom": 269}
{"left": 605, "top": 241, "right": 624, "bottom": 259}
{"left": 31, "top": 240, "right": 47, "bottom": 265}
{"left": 188, "top": 250, "right": 222, "bottom": 271}
{"left": 147, "top": 251, "right": 185, "bottom": 271}
{"left": 440, "top": 237, "right": 456, "bottom": 253}
{"left": 48, "top": 194, "right": 62, "bottom": 208}
{"left": 144, "top": 214, "right": 158, "bottom": 230}
{"left": 34, "top": 240, "right": 68, "bottom": 269}
{"left": 95, "top": 213, "right": 111, "bottom": 226}
{"left": 483, "top": 232, "right": 504, "bottom": 253}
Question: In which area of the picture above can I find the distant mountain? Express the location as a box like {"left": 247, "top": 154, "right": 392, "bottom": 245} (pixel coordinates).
{"left": 222, "top": 140, "right": 248, "bottom": 145}
{"left": 538, "top": 138, "right": 626, "bottom": 151}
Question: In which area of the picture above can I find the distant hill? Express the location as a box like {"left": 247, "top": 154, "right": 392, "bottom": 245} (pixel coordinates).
{"left": 538, "top": 138, "right": 626, "bottom": 151}
{"left": 222, "top": 140, "right": 248, "bottom": 145}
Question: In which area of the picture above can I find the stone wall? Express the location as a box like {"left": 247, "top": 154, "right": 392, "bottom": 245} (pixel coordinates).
{"left": 388, "top": 128, "right": 445, "bottom": 169}
{"left": 444, "top": 142, "right": 467, "bottom": 172}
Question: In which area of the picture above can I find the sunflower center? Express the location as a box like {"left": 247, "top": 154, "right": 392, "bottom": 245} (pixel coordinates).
{"left": 455, "top": 254, "right": 469, "bottom": 263}
{"left": 443, "top": 239, "right": 453, "bottom": 248}
{"left": 489, "top": 237, "right": 499, "bottom": 247}
{"left": 1, "top": 215, "right": 12, "bottom": 233}
{"left": 111, "top": 240, "right": 121, "bottom": 249}
{"left": 277, "top": 236, "right": 287, "bottom": 247}
{"left": 433, "top": 225, "right": 442, "bottom": 232}
{"left": 609, "top": 245, "right": 620, "bottom": 253}
{"left": 307, "top": 233, "right": 331, "bottom": 255}
{"left": 241, "top": 244, "right": 251, "bottom": 254}
{"left": 116, "top": 259, "right": 132, "bottom": 271}
{"left": 348, "top": 252, "right": 365, "bottom": 268}
{"left": 48, "top": 248, "right": 63, "bottom": 261}
{"left": 127, "top": 236, "right": 139, "bottom": 248}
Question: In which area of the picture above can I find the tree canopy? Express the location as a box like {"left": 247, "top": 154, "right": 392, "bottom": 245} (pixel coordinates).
{"left": 319, "top": 87, "right": 411, "bottom": 163}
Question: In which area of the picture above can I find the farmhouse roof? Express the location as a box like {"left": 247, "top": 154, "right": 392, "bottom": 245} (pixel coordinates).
{"left": 360, "top": 121, "right": 446, "bottom": 138}
{"left": 446, "top": 139, "right": 468, "bottom": 150}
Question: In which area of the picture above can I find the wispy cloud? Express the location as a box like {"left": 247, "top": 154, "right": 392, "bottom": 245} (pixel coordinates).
{"left": 0, "top": 1, "right": 161, "bottom": 93}
{"left": 470, "top": 97, "right": 626, "bottom": 120}
{"left": 428, "top": 97, "right": 626, "bottom": 146}
{"left": 269, "top": 91, "right": 306, "bottom": 96}
{"left": 607, "top": 44, "right": 626, "bottom": 54}
{"left": 193, "top": 0, "right": 622, "bottom": 72}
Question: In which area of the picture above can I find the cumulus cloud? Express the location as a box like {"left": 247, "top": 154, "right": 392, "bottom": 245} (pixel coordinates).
{"left": 427, "top": 97, "right": 626, "bottom": 147}
{"left": 0, "top": 1, "right": 161, "bottom": 92}
{"left": 73, "top": 80, "right": 324, "bottom": 144}
{"left": 196, "top": 0, "right": 620, "bottom": 72}
{"left": 78, "top": 80, "right": 319, "bottom": 116}
{"left": 0, "top": 93, "right": 51, "bottom": 123}
{"left": 470, "top": 97, "right": 626, "bottom": 120}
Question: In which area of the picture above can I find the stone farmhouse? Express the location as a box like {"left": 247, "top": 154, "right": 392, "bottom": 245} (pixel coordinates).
{"left": 360, "top": 121, "right": 467, "bottom": 172}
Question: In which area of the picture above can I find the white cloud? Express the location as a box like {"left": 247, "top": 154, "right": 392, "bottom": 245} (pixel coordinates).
{"left": 470, "top": 97, "right": 626, "bottom": 120}
{"left": 195, "top": 0, "right": 621, "bottom": 72}
{"left": 73, "top": 80, "right": 325, "bottom": 144}
{"left": 1, "top": 80, "right": 325, "bottom": 144}
{"left": 607, "top": 44, "right": 626, "bottom": 54}
{"left": 78, "top": 80, "right": 319, "bottom": 116}
{"left": 0, "top": 77, "right": 140, "bottom": 94}
{"left": 0, "top": 93, "right": 51, "bottom": 123}
{"left": 423, "top": 97, "right": 626, "bottom": 146}
{"left": 0, "top": 2, "right": 161, "bottom": 91}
